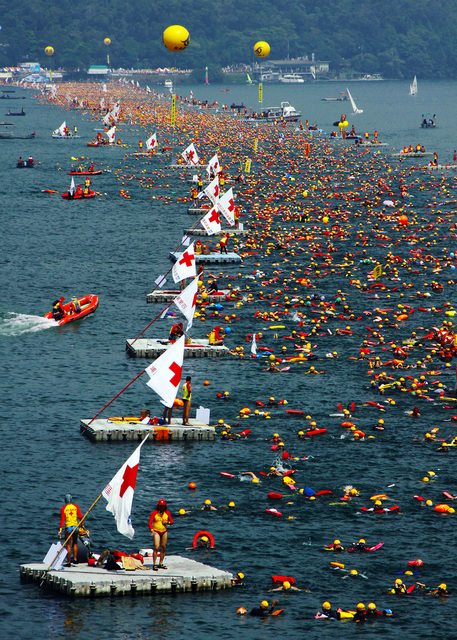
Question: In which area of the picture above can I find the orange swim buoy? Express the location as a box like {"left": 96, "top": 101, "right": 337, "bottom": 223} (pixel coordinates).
{"left": 193, "top": 531, "right": 215, "bottom": 547}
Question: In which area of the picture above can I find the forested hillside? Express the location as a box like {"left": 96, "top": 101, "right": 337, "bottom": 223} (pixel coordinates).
{"left": 1, "top": 0, "right": 456, "bottom": 78}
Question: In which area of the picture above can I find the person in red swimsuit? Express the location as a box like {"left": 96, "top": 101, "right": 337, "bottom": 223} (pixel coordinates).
{"left": 58, "top": 494, "right": 83, "bottom": 566}
{"left": 149, "top": 499, "right": 173, "bottom": 570}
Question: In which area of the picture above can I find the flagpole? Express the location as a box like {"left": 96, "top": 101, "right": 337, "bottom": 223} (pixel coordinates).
{"left": 41, "top": 493, "right": 104, "bottom": 581}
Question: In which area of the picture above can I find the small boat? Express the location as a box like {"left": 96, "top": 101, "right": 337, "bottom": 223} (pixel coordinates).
{"left": 62, "top": 190, "right": 96, "bottom": 199}
{"left": 52, "top": 121, "right": 80, "bottom": 139}
{"left": 421, "top": 113, "right": 436, "bottom": 128}
{"left": 321, "top": 93, "right": 349, "bottom": 102}
{"left": 0, "top": 92, "right": 25, "bottom": 100}
{"left": 44, "top": 294, "right": 99, "bottom": 325}
{"left": 5, "top": 110, "right": 26, "bottom": 116}
{"left": 410, "top": 75, "right": 418, "bottom": 96}
{"left": 258, "top": 101, "right": 302, "bottom": 122}
{"left": 16, "top": 159, "right": 34, "bottom": 168}
{"left": 280, "top": 74, "right": 304, "bottom": 84}
{"left": 67, "top": 170, "right": 102, "bottom": 175}
{"left": 347, "top": 87, "right": 363, "bottom": 114}
{"left": 0, "top": 131, "right": 36, "bottom": 139}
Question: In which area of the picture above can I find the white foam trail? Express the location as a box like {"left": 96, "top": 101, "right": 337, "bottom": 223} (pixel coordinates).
{"left": 0, "top": 313, "right": 57, "bottom": 336}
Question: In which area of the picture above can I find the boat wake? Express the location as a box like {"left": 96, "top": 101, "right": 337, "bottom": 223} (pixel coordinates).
{"left": 0, "top": 312, "right": 57, "bottom": 336}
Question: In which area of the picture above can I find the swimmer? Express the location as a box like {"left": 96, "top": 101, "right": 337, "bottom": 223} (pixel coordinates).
{"left": 249, "top": 599, "right": 280, "bottom": 617}
{"left": 326, "top": 539, "right": 344, "bottom": 552}
{"left": 269, "top": 580, "right": 305, "bottom": 592}
{"left": 201, "top": 499, "right": 217, "bottom": 511}
{"left": 391, "top": 578, "right": 407, "bottom": 594}
{"left": 232, "top": 572, "right": 244, "bottom": 586}
{"left": 241, "top": 471, "right": 260, "bottom": 483}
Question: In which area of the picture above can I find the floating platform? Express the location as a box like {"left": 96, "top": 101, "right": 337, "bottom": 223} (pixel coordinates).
{"left": 80, "top": 417, "right": 215, "bottom": 442}
{"left": 389, "top": 151, "right": 432, "bottom": 158}
{"left": 20, "top": 555, "right": 232, "bottom": 597}
{"left": 126, "top": 337, "right": 231, "bottom": 358}
{"left": 169, "top": 251, "right": 242, "bottom": 264}
{"left": 187, "top": 206, "right": 212, "bottom": 215}
{"left": 146, "top": 289, "right": 229, "bottom": 303}
{"left": 184, "top": 228, "right": 248, "bottom": 237}
{"left": 426, "top": 164, "right": 457, "bottom": 170}
{"left": 170, "top": 163, "right": 207, "bottom": 169}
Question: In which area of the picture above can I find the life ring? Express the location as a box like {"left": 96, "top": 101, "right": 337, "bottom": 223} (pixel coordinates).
{"left": 331, "top": 224, "right": 341, "bottom": 233}
{"left": 193, "top": 531, "right": 215, "bottom": 548}
{"left": 392, "top": 256, "right": 402, "bottom": 263}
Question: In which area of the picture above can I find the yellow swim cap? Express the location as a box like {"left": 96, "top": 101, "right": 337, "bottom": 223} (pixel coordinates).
{"left": 375, "top": 500, "right": 382, "bottom": 507}
{"left": 334, "top": 539, "right": 341, "bottom": 545}
{"left": 218, "top": 419, "right": 224, "bottom": 424}
{"left": 178, "top": 508, "right": 186, "bottom": 515}
{"left": 368, "top": 602, "right": 376, "bottom": 610}
{"left": 350, "top": 569, "right": 358, "bottom": 575}
{"left": 322, "top": 601, "right": 331, "bottom": 610}
{"left": 357, "top": 602, "right": 365, "bottom": 610}
{"left": 283, "top": 581, "right": 291, "bottom": 589}
{"left": 395, "top": 578, "right": 403, "bottom": 585}
{"left": 229, "top": 501, "right": 235, "bottom": 508}
{"left": 359, "top": 538, "right": 365, "bottom": 544}
{"left": 205, "top": 499, "right": 211, "bottom": 505}
{"left": 201, "top": 536, "right": 209, "bottom": 542}
{"left": 439, "top": 583, "right": 447, "bottom": 590}
{"left": 260, "top": 600, "right": 269, "bottom": 609}
{"left": 237, "top": 572, "right": 244, "bottom": 580}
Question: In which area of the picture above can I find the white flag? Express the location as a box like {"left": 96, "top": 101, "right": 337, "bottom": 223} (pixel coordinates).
{"left": 206, "top": 153, "right": 222, "bottom": 176}
{"left": 174, "top": 277, "right": 198, "bottom": 330}
{"left": 201, "top": 207, "right": 221, "bottom": 235}
{"left": 172, "top": 242, "right": 196, "bottom": 283}
{"left": 217, "top": 187, "right": 236, "bottom": 226}
{"left": 204, "top": 176, "right": 220, "bottom": 205}
{"left": 146, "top": 133, "right": 158, "bottom": 150}
{"left": 251, "top": 333, "right": 257, "bottom": 356}
{"left": 106, "top": 126, "right": 116, "bottom": 144}
{"left": 145, "top": 335, "right": 185, "bottom": 407}
{"left": 182, "top": 142, "right": 199, "bottom": 166}
{"left": 102, "top": 436, "right": 149, "bottom": 539}
{"left": 70, "top": 177, "right": 76, "bottom": 196}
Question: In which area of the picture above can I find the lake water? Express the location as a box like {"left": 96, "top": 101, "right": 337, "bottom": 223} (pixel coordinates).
{"left": 1, "top": 80, "right": 457, "bottom": 639}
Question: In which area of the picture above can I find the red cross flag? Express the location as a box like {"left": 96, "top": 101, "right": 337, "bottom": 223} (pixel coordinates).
{"left": 174, "top": 277, "right": 198, "bottom": 330}
{"left": 146, "top": 133, "right": 158, "bottom": 150}
{"left": 206, "top": 153, "right": 222, "bottom": 176}
{"left": 145, "top": 335, "right": 185, "bottom": 408}
{"left": 201, "top": 207, "right": 221, "bottom": 235}
{"left": 181, "top": 142, "right": 199, "bottom": 166}
{"left": 102, "top": 435, "right": 149, "bottom": 539}
{"left": 217, "top": 187, "right": 235, "bottom": 226}
{"left": 203, "top": 176, "right": 220, "bottom": 205}
{"left": 172, "top": 242, "right": 196, "bottom": 283}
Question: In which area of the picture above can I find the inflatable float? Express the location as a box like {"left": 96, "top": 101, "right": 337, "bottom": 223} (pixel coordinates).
{"left": 44, "top": 294, "right": 99, "bottom": 326}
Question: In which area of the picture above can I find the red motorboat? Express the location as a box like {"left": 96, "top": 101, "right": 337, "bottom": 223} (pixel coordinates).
{"left": 62, "top": 190, "right": 96, "bottom": 199}
{"left": 44, "top": 294, "right": 99, "bottom": 325}
{"left": 67, "top": 170, "right": 102, "bottom": 176}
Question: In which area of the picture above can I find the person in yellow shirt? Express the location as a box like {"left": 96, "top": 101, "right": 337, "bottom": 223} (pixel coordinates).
{"left": 58, "top": 494, "right": 83, "bottom": 566}
{"left": 149, "top": 499, "right": 173, "bottom": 570}
{"left": 182, "top": 376, "right": 192, "bottom": 425}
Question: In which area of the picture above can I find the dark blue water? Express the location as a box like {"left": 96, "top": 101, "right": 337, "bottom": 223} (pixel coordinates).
{"left": 1, "top": 82, "right": 457, "bottom": 639}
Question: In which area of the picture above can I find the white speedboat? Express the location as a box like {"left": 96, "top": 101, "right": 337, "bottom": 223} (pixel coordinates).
{"left": 280, "top": 74, "right": 304, "bottom": 84}
{"left": 258, "top": 101, "right": 302, "bottom": 122}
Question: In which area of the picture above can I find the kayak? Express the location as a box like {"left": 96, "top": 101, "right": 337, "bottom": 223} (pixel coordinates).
{"left": 44, "top": 294, "right": 99, "bottom": 326}
{"left": 67, "top": 170, "right": 102, "bottom": 176}
{"left": 62, "top": 190, "right": 96, "bottom": 199}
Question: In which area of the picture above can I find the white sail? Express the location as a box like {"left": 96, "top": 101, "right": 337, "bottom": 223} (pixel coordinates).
{"left": 106, "top": 126, "right": 116, "bottom": 144}
{"left": 410, "top": 76, "right": 418, "bottom": 96}
{"left": 346, "top": 88, "right": 363, "bottom": 114}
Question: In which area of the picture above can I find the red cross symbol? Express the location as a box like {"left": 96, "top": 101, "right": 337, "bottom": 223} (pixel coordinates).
{"left": 213, "top": 184, "right": 219, "bottom": 197}
{"left": 208, "top": 208, "right": 220, "bottom": 224}
{"left": 188, "top": 149, "right": 195, "bottom": 160}
{"left": 192, "top": 291, "right": 198, "bottom": 307}
{"left": 169, "top": 361, "right": 182, "bottom": 387}
{"left": 227, "top": 199, "right": 234, "bottom": 212}
{"left": 120, "top": 463, "right": 139, "bottom": 498}
{"left": 179, "top": 251, "right": 194, "bottom": 268}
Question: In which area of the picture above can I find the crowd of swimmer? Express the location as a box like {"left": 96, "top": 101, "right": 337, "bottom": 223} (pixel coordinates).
{"left": 40, "top": 82, "right": 457, "bottom": 621}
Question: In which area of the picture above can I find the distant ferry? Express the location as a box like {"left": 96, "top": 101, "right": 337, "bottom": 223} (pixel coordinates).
{"left": 258, "top": 101, "right": 302, "bottom": 122}
{"left": 280, "top": 74, "right": 304, "bottom": 84}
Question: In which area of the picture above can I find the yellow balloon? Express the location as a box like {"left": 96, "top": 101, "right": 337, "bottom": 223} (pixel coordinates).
{"left": 254, "top": 41, "right": 270, "bottom": 58}
{"left": 163, "top": 25, "right": 190, "bottom": 52}
{"left": 323, "top": 216, "right": 329, "bottom": 224}
{"left": 45, "top": 46, "right": 54, "bottom": 56}
{"left": 342, "top": 120, "right": 349, "bottom": 127}
{"left": 104, "top": 38, "right": 111, "bottom": 46}
{"left": 302, "top": 190, "right": 308, "bottom": 197}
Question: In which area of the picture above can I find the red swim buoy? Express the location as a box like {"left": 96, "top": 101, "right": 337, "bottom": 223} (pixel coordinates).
{"left": 268, "top": 492, "right": 283, "bottom": 500}
{"left": 220, "top": 472, "right": 235, "bottom": 478}
{"left": 192, "top": 530, "right": 215, "bottom": 548}
{"left": 282, "top": 451, "right": 290, "bottom": 460}
{"left": 271, "top": 575, "right": 295, "bottom": 585}
{"left": 306, "top": 428, "right": 327, "bottom": 436}
{"left": 265, "top": 508, "right": 282, "bottom": 517}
